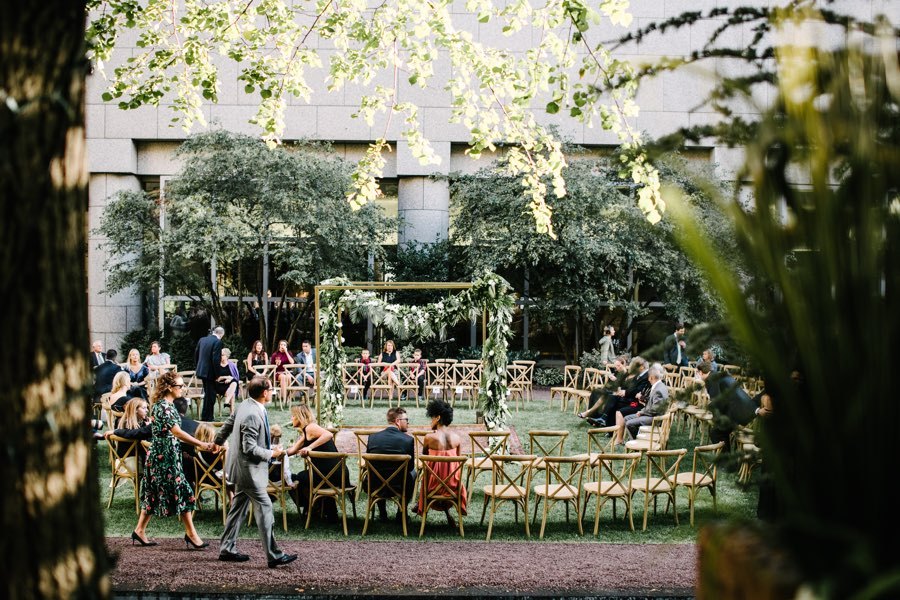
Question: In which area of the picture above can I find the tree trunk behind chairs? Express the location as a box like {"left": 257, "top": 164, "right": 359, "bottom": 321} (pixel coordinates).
{"left": 0, "top": 2, "right": 111, "bottom": 598}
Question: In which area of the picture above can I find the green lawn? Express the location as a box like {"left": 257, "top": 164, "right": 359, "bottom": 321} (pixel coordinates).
{"left": 98, "top": 391, "right": 760, "bottom": 542}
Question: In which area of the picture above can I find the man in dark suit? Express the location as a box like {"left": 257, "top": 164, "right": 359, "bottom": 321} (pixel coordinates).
{"left": 587, "top": 356, "right": 650, "bottom": 427}
{"left": 697, "top": 360, "right": 755, "bottom": 447}
{"left": 664, "top": 323, "right": 689, "bottom": 367}
{"left": 195, "top": 326, "right": 224, "bottom": 421}
{"left": 366, "top": 407, "right": 416, "bottom": 521}
{"left": 94, "top": 349, "right": 123, "bottom": 399}
{"left": 90, "top": 340, "right": 105, "bottom": 371}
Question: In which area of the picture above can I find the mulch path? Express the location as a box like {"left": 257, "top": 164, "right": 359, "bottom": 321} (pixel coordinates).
{"left": 107, "top": 537, "right": 696, "bottom": 597}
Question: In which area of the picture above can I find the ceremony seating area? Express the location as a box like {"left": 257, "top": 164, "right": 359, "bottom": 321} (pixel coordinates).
{"left": 97, "top": 381, "right": 762, "bottom": 543}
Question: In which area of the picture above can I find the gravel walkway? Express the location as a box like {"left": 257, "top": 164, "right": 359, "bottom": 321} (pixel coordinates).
{"left": 108, "top": 537, "right": 696, "bottom": 597}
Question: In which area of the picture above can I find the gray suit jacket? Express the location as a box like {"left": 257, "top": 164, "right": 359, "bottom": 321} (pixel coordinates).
{"left": 639, "top": 382, "right": 669, "bottom": 417}
{"left": 214, "top": 398, "right": 274, "bottom": 490}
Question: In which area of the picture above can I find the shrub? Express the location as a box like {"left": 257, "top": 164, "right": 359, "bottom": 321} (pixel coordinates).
{"left": 533, "top": 367, "right": 563, "bottom": 387}
{"left": 578, "top": 348, "right": 607, "bottom": 370}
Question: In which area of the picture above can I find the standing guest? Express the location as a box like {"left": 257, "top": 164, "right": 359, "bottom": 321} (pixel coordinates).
{"left": 245, "top": 340, "right": 268, "bottom": 379}
{"left": 379, "top": 339, "right": 402, "bottom": 396}
{"left": 696, "top": 360, "right": 755, "bottom": 447}
{"left": 270, "top": 340, "right": 293, "bottom": 406}
{"left": 94, "top": 349, "right": 124, "bottom": 399}
{"left": 195, "top": 326, "right": 225, "bottom": 422}
{"left": 359, "top": 348, "right": 373, "bottom": 402}
{"left": 143, "top": 341, "right": 172, "bottom": 380}
{"left": 286, "top": 404, "right": 348, "bottom": 522}
{"left": 366, "top": 407, "right": 415, "bottom": 521}
{"left": 215, "top": 348, "right": 241, "bottom": 414}
{"left": 129, "top": 371, "right": 215, "bottom": 548}
{"left": 613, "top": 363, "right": 669, "bottom": 446}
{"left": 90, "top": 340, "right": 105, "bottom": 371}
{"left": 664, "top": 323, "right": 689, "bottom": 367}
{"left": 215, "top": 376, "right": 297, "bottom": 568}
{"left": 293, "top": 340, "right": 316, "bottom": 386}
{"left": 104, "top": 397, "right": 152, "bottom": 461}
{"left": 124, "top": 348, "right": 150, "bottom": 400}
{"left": 597, "top": 325, "right": 616, "bottom": 365}
{"left": 109, "top": 371, "right": 134, "bottom": 412}
{"left": 416, "top": 400, "right": 467, "bottom": 528}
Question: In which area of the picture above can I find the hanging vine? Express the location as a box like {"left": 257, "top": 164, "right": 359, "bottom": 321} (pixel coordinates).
{"left": 316, "top": 273, "right": 516, "bottom": 430}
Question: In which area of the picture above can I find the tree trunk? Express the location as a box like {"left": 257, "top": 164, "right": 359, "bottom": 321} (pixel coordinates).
{"left": 1, "top": 2, "right": 110, "bottom": 598}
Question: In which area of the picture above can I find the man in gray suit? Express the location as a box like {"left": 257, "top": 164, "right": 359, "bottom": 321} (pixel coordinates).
{"left": 195, "top": 326, "right": 224, "bottom": 421}
{"left": 613, "top": 363, "right": 670, "bottom": 445}
{"left": 215, "top": 376, "right": 297, "bottom": 568}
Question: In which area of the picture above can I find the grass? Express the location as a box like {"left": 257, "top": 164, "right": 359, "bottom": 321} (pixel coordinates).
{"left": 98, "top": 389, "right": 759, "bottom": 543}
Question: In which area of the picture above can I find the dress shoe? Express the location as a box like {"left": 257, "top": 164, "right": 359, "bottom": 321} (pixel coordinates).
{"left": 183, "top": 534, "right": 209, "bottom": 549}
{"left": 131, "top": 531, "right": 158, "bottom": 547}
{"left": 587, "top": 417, "right": 606, "bottom": 427}
{"left": 219, "top": 550, "right": 250, "bottom": 563}
{"left": 268, "top": 553, "right": 298, "bottom": 568}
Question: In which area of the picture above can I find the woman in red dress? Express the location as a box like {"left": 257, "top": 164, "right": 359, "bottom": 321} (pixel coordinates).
{"left": 417, "top": 399, "right": 467, "bottom": 528}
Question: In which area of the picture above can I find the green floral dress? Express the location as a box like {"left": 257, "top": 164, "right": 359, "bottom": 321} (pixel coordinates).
{"left": 140, "top": 400, "right": 196, "bottom": 516}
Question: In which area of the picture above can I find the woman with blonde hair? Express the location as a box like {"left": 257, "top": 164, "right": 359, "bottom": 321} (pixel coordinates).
{"left": 109, "top": 371, "right": 133, "bottom": 412}
{"left": 286, "top": 404, "right": 348, "bottom": 521}
{"left": 129, "top": 371, "right": 216, "bottom": 548}
{"left": 125, "top": 348, "right": 150, "bottom": 400}
{"left": 104, "top": 397, "right": 152, "bottom": 460}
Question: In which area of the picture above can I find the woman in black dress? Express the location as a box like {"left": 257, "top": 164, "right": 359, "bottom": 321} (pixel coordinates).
{"left": 286, "top": 404, "right": 349, "bottom": 520}
{"left": 379, "top": 339, "right": 401, "bottom": 398}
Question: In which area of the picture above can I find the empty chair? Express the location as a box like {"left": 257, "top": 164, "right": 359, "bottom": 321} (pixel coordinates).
{"left": 582, "top": 451, "right": 641, "bottom": 535}
{"left": 465, "top": 431, "right": 511, "bottom": 503}
{"left": 106, "top": 435, "right": 141, "bottom": 514}
{"left": 625, "top": 413, "right": 674, "bottom": 453}
{"left": 506, "top": 363, "right": 529, "bottom": 412}
{"left": 631, "top": 448, "right": 687, "bottom": 531}
{"left": 480, "top": 455, "right": 536, "bottom": 541}
{"left": 528, "top": 430, "right": 569, "bottom": 470}
{"left": 569, "top": 367, "right": 604, "bottom": 415}
{"left": 532, "top": 456, "right": 587, "bottom": 538}
{"left": 674, "top": 441, "right": 724, "bottom": 526}
{"left": 549, "top": 365, "right": 581, "bottom": 411}
{"left": 511, "top": 360, "right": 536, "bottom": 403}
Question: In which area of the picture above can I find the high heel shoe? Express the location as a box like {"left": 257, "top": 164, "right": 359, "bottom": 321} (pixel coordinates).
{"left": 183, "top": 534, "right": 209, "bottom": 549}
{"left": 131, "top": 531, "right": 158, "bottom": 547}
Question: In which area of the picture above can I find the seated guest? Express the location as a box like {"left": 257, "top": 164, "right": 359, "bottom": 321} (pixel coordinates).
{"left": 699, "top": 348, "right": 719, "bottom": 372}
{"left": 293, "top": 340, "right": 316, "bottom": 386}
{"left": 366, "top": 407, "right": 415, "bottom": 521}
{"left": 94, "top": 349, "right": 124, "bottom": 399}
{"left": 124, "top": 348, "right": 150, "bottom": 400}
{"left": 613, "top": 363, "right": 669, "bottom": 445}
{"left": 193, "top": 423, "right": 228, "bottom": 493}
{"left": 581, "top": 356, "right": 650, "bottom": 427}
{"left": 90, "top": 340, "right": 105, "bottom": 371}
{"left": 578, "top": 355, "right": 628, "bottom": 421}
{"left": 270, "top": 340, "right": 293, "bottom": 406}
{"left": 109, "top": 371, "right": 133, "bottom": 412}
{"left": 174, "top": 396, "right": 199, "bottom": 454}
{"left": 215, "top": 348, "right": 241, "bottom": 413}
{"left": 379, "top": 339, "right": 401, "bottom": 393}
{"left": 286, "top": 404, "right": 349, "bottom": 522}
{"left": 416, "top": 400, "right": 467, "bottom": 527}
{"left": 104, "top": 397, "right": 151, "bottom": 461}
{"left": 245, "top": 340, "right": 268, "bottom": 380}
{"left": 411, "top": 349, "right": 427, "bottom": 401}
{"left": 359, "top": 348, "right": 373, "bottom": 401}
{"left": 143, "top": 341, "right": 172, "bottom": 381}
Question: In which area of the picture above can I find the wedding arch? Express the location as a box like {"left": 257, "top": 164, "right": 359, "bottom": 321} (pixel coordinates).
{"left": 313, "top": 273, "right": 517, "bottom": 430}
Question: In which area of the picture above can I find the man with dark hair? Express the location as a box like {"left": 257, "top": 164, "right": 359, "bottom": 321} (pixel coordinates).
{"left": 366, "top": 406, "right": 415, "bottom": 521}
{"left": 174, "top": 397, "right": 199, "bottom": 439}
{"left": 216, "top": 376, "right": 297, "bottom": 568}
{"left": 94, "top": 349, "right": 123, "bottom": 399}
{"left": 664, "top": 323, "right": 689, "bottom": 367}
{"left": 294, "top": 340, "right": 316, "bottom": 386}
{"left": 195, "top": 326, "right": 224, "bottom": 421}
{"left": 697, "top": 360, "right": 756, "bottom": 447}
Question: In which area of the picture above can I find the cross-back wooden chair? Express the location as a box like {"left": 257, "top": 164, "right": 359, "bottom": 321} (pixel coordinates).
{"left": 351, "top": 428, "right": 381, "bottom": 502}
{"left": 194, "top": 448, "right": 229, "bottom": 524}
{"left": 664, "top": 370, "right": 681, "bottom": 390}
{"left": 342, "top": 362, "right": 368, "bottom": 407}
{"left": 505, "top": 364, "right": 529, "bottom": 412}
{"left": 304, "top": 451, "right": 355, "bottom": 536}
{"left": 360, "top": 453, "right": 412, "bottom": 536}
{"left": 582, "top": 451, "right": 642, "bottom": 536}
{"left": 528, "top": 430, "right": 569, "bottom": 470}
{"left": 674, "top": 441, "right": 724, "bottom": 526}
{"left": 395, "top": 362, "right": 424, "bottom": 408}
{"left": 511, "top": 360, "right": 536, "bottom": 403}
{"left": 418, "top": 455, "right": 468, "bottom": 538}
{"left": 106, "top": 435, "right": 141, "bottom": 514}
{"left": 625, "top": 412, "right": 674, "bottom": 453}
{"left": 683, "top": 389, "right": 712, "bottom": 442}
{"left": 427, "top": 359, "right": 457, "bottom": 402}
{"left": 368, "top": 363, "right": 396, "bottom": 406}
{"left": 273, "top": 364, "right": 307, "bottom": 409}
{"left": 465, "top": 431, "right": 510, "bottom": 503}
{"left": 105, "top": 400, "right": 124, "bottom": 431}
{"left": 549, "top": 365, "right": 581, "bottom": 410}
{"left": 532, "top": 456, "right": 587, "bottom": 539}
{"left": 568, "top": 367, "right": 605, "bottom": 414}
{"left": 571, "top": 425, "right": 619, "bottom": 479}
{"left": 452, "top": 362, "right": 481, "bottom": 409}
{"left": 178, "top": 370, "right": 203, "bottom": 417}
{"left": 631, "top": 448, "right": 687, "bottom": 531}
{"left": 481, "top": 455, "right": 536, "bottom": 541}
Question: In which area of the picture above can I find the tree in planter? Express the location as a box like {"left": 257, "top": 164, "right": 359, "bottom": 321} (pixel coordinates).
{"left": 96, "top": 130, "right": 394, "bottom": 351}
{"left": 450, "top": 155, "right": 739, "bottom": 361}
{"left": 627, "top": 5, "right": 899, "bottom": 598}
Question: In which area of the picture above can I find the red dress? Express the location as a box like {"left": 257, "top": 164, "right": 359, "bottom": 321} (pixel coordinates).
{"left": 416, "top": 447, "right": 468, "bottom": 516}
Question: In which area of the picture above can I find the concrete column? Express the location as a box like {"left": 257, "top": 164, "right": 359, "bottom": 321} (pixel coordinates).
{"left": 397, "top": 177, "right": 450, "bottom": 245}
{"left": 88, "top": 172, "right": 143, "bottom": 354}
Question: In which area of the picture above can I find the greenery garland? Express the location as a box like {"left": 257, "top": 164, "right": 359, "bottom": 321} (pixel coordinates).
{"left": 317, "top": 273, "right": 516, "bottom": 430}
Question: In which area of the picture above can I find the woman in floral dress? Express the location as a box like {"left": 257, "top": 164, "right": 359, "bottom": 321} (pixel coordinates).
{"left": 130, "top": 370, "right": 217, "bottom": 548}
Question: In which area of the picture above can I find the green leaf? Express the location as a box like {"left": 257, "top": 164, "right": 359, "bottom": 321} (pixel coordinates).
{"left": 546, "top": 101, "right": 559, "bottom": 114}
